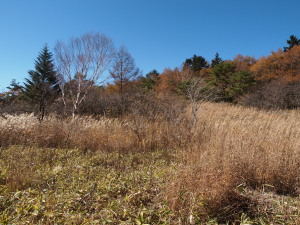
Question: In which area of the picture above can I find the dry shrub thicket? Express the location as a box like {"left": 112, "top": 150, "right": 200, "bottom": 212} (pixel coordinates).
{"left": 1, "top": 101, "right": 300, "bottom": 223}
{"left": 0, "top": 95, "right": 187, "bottom": 152}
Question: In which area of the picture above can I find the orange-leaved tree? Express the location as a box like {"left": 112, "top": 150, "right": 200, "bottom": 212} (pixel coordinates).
{"left": 251, "top": 46, "right": 300, "bottom": 82}
{"left": 234, "top": 54, "right": 256, "bottom": 72}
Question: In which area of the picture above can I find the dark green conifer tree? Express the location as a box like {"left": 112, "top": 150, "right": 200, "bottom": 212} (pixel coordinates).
{"left": 23, "top": 45, "right": 60, "bottom": 120}
{"left": 140, "top": 69, "right": 159, "bottom": 91}
{"left": 284, "top": 35, "right": 300, "bottom": 52}
{"left": 184, "top": 55, "right": 208, "bottom": 72}
{"left": 211, "top": 52, "right": 223, "bottom": 68}
{"left": 208, "top": 62, "right": 255, "bottom": 102}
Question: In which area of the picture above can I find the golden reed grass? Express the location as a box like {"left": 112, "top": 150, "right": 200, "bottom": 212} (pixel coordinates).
{"left": 0, "top": 113, "right": 188, "bottom": 152}
{"left": 168, "top": 103, "right": 300, "bottom": 222}
{"left": 1, "top": 102, "right": 300, "bottom": 222}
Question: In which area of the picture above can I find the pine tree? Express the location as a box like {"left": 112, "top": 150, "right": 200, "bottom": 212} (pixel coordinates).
{"left": 23, "top": 45, "right": 60, "bottom": 120}
{"left": 7, "top": 79, "right": 23, "bottom": 96}
{"left": 211, "top": 52, "right": 223, "bottom": 68}
{"left": 184, "top": 55, "right": 208, "bottom": 72}
{"left": 208, "top": 62, "right": 255, "bottom": 102}
{"left": 284, "top": 35, "right": 300, "bottom": 52}
{"left": 140, "top": 69, "right": 159, "bottom": 91}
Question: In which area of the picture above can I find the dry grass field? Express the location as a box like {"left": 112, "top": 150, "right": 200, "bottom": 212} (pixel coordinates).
{"left": 1, "top": 102, "right": 300, "bottom": 224}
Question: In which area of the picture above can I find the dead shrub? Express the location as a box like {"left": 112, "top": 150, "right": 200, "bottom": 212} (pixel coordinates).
{"left": 241, "top": 79, "right": 300, "bottom": 109}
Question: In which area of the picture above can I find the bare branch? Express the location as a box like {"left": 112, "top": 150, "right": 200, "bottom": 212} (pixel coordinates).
{"left": 54, "top": 32, "right": 115, "bottom": 118}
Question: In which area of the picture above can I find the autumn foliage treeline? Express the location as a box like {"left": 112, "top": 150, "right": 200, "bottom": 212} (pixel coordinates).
{"left": 1, "top": 34, "right": 300, "bottom": 118}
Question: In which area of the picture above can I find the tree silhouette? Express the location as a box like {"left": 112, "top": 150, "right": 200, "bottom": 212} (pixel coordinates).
{"left": 110, "top": 46, "right": 140, "bottom": 93}
{"left": 284, "top": 35, "right": 300, "bottom": 52}
{"left": 184, "top": 55, "right": 208, "bottom": 72}
{"left": 23, "top": 45, "right": 60, "bottom": 121}
{"left": 211, "top": 52, "right": 223, "bottom": 68}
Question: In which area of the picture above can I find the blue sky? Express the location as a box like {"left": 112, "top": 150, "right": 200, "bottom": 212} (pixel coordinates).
{"left": 1, "top": 0, "right": 300, "bottom": 91}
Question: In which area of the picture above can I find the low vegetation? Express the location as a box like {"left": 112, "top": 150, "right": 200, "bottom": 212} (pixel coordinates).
{"left": 1, "top": 102, "right": 300, "bottom": 224}
{"left": 1, "top": 33, "right": 300, "bottom": 224}
{"left": 169, "top": 103, "right": 300, "bottom": 224}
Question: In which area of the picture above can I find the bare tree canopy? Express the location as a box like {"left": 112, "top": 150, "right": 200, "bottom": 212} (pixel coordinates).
{"left": 54, "top": 32, "right": 115, "bottom": 117}
{"left": 109, "top": 45, "right": 140, "bottom": 93}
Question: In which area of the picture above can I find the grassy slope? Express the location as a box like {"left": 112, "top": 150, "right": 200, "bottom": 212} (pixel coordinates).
{"left": 1, "top": 103, "right": 300, "bottom": 224}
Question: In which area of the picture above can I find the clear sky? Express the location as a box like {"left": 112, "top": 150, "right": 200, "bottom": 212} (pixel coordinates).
{"left": 1, "top": 0, "right": 300, "bottom": 91}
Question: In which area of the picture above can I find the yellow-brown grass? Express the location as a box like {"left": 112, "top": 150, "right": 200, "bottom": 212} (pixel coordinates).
{"left": 169, "top": 103, "right": 300, "bottom": 223}
{"left": 0, "top": 113, "right": 188, "bottom": 152}
{"left": 1, "top": 102, "right": 300, "bottom": 223}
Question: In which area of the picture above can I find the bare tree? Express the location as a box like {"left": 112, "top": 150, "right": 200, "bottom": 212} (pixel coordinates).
{"left": 109, "top": 45, "right": 140, "bottom": 93}
{"left": 54, "top": 32, "right": 115, "bottom": 118}
{"left": 186, "top": 76, "right": 216, "bottom": 127}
